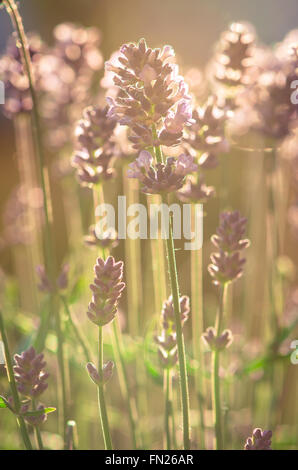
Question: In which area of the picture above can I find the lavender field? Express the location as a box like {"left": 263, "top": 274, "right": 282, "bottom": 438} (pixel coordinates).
{"left": 0, "top": 0, "right": 297, "bottom": 451}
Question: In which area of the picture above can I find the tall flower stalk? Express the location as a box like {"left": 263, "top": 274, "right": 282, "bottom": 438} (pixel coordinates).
{"left": 206, "top": 211, "right": 250, "bottom": 449}
{"left": 0, "top": 312, "right": 32, "bottom": 450}
{"left": 86, "top": 256, "right": 126, "bottom": 449}
{"left": 106, "top": 38, "right": 197, "bottom": 449}
{"left": 156, "top": 295, "right": 190, "bottom": 449}
{"left": 2, "top": 0, "right": 70, "bottom": 445}
{"left": 72, "top": 104, "right": 140, "bottom": 448}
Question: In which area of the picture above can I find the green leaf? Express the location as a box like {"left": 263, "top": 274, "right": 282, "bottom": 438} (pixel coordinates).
{"left": 22, "top": 407, "right": 56, "bottom": 417}
{"left": 0, "top": 396, "right": 8, "bottom": 408}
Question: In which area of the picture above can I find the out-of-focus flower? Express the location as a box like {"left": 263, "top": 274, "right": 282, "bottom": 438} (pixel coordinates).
{"left": 36, "top": 263, "right": 69, "bottom": 293}
{"left": 208, "top": 211, "right": 250, "bottom": 286}
{"left": 211, "top": 211, "right": 250, "bottom": 253}
{"left": 21, "top": 403, "right": 47, "bottom": 427}
{"left": 212, "top": 22, "right": 256, "bottom": 88}
{"left": 0, "top": 33, "right": 44, "bottom": 118}
{"left": 183, "top": 67, "right": 207, "bottom": 103}
{"left": 71, "top": 105, "right": 118, "bottom": 187}
{"left": 105, "top": 38, "right": 192, "bottom": 150}
{"left": 1, "top": 185, "right": 44, "bottom": 247}
{"left": 183, "top": 96, "right": 230, "bottom": 169}
{"left": 177, "top": 176, "right": 215, "bottom": 203}
{"left": 14, "top": 347, "right": 49, "bottom": 398}
{"left": 155, "top": 295, "right": 190, "bottom": 369}
{"left": 127, "top": 150, "right": 197, "bottom": 194}
{"left": 39, "top": 22, "right": 103, "bottom": 152}
{"left": 202, "top": 326, "right": 233, "bottom": 351}
{"left": 84, "top": 225, "right": 119, "bottom": 250}
{"left": 208, "top": 248, "right": 246, "bottom": 286}
{"left": 233, "top": 39, "right": 298, "bottom": 140}
{"left": 87, "top": 256, "right": 125, "bottom": 326}
{"left": 86, "top": 360, "right": 114, "bottom": 386}
{"left": 52, "top": 22, "right": 103, "bottom": 72}
{"left": 244, "top": 428, "right": 272, "bottom": 450}
{"left": 75, "top": 105, "right": 117, "bottom": 151}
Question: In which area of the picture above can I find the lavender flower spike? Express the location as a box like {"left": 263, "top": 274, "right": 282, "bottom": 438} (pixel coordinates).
{"left": 105, "top": 38, "right": 192, "bottom": 150}
{"left": 208, "top": 210, "right": 250, "bottom": 286}
{"left": 202, "top": 326, "right": 233, "bottom": 351}
{"left": 244, "top": 428, "right": 272, "bottom": 450}
{"left": 128, "top": 151, "right": 198, "bottom": 194}
{"left": 87, "top": 256, "right": 125, "bottom": 326}
{"left": 156, "top": 295, "right": 190, "bottom": 369}
{"left": 86, "top": 361, "right": 114, "bottom": 386}
{"left": 13, "top": 346, "right": 49, "bottom": 398}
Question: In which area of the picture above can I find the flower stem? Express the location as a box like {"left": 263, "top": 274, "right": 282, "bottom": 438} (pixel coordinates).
{"left": 0, "top": 312, "right": 33, "bottom": 450}
{"left": 111, "top": 320, "right": 139, "bottom": 449}
{"left": 60, "top": 295, "right": 92, "bottom": 363}
{"left": 3, "top": 0, "right": 55, "bottom": 278}
{"left": 163, "top": 210, "right": 191, "bottom": 449}
{"left": 152, "top": 137, "right": 190, "bottom": 449}
{"left": 163, "top": 368, "right": 172, "bottom": 450}
{"left": 191, "top": 235, "right": 205, "bottom": 449}
{"left": 212, "top": 283, "right": 228, "bottom": 450}
{"left": 32, "top": 399, "right": 44, "bottom": 450}
{"left": 95, "top": 182, "right": 140, "bottom": 449}
{"left": 97, "top": 326, "right": 113, "bottom": 450}
{"left": 54, "top": 296, "right": 68, "bottom": 446}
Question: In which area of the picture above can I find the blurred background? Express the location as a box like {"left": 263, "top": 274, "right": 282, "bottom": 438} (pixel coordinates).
{"left": 0, "top": 0, "right": 297, "bottom": 451}
{"left": 1, "top": 0, "right": 298, "bottom": 273}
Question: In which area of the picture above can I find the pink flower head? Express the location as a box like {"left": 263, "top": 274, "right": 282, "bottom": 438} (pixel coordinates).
{"left": 245, "top": 428, "right": 272, "bottom": 450}
{"left": 164, "top": 100, "right": 194, "bottom": 134}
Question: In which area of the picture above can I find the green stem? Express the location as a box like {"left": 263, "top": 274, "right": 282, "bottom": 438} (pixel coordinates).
{"left": 60, "top": 295, "right": 92, "bottom": 363}
{"left": 111, "top": 320, "right": 138, "bottom": 449}
{"left": 152, "top": 136, "right": 190, "bottom": 449}
{"left": 0, "top": 312, "right": 33, "bottom": 450}
{"left": 95, "top": 183, "right": 139, "bottom": 448}
{"left": 54, "top": 296, "right": 68, "bottom": 446}
{"left": 3, "top": 0, "right": 55, "bottom": 278}
{"left": 32, "top": 399, "right": 44, "bottom": 450}
{"left": 212, "top": 283, "right": 228, "bottom": 450}
{"left": 191, "top": 237, "right": 205, "bottom": 449}
{"left": 164, "top": 368, "right": 172, "bottom": 450}
{"left": 170, "top": 377, "right": 178, "bottom": 449}
{"left": 163, "top": 216, "right": 190, "bottom": 449}
{"left": 97, "top": 326, "right": 113, "bottom": 450}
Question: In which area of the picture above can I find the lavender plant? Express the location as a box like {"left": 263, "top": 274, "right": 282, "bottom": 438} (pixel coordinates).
{"left": 106, "top": 38, "right": 196, "bottom": 449}
{"left": 86, "top": 256, "right": 125, "bottom": 449}
{"left": 206, "top": 211, "right": 250, "bottom": 449}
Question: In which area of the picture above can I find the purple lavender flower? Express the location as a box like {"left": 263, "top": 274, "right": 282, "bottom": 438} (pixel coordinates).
{"left": 21, "top": 403, "right": 47, "bottom": 427}
{"left": 208, "top": 211, "right": 250, "bottom": 285}
{"left": 71, "top": 105, "right": 118, "bottom": 187}
{"left": 177, "top": 176, "right": 215, "bottom": 203}
{"left": 202, "top": 326, "right": 233, "bottom": 351}
{"left": 105, "top": 38, "right": 192, "bottom": 150}
{"left": 156, "top": 295, "right": 190, "bottom": 369}
{"left": 0, "top": 33, "right": 44, "bottom": 118}
{"left": 244, "top": 428, "right": 272, "bottom": 450}
{"left": 127, "top": 150, "right": 197, "bottom": 194}
{"left": 183, "top": 96, "right": 229, "bottom": 170}
{"left": 13, "top": 346, "right": 49, "bottom": 398}
{"left": 36, "top": 263, "right": 69, "bottom": 293}
{"left": 84, "top": 225, "right": 119, "bottom": 250}
{"left": 208, "top": 249, "right": 247, "bottom": 286}
{"left": 211, "top": 211, "right": 250, "bottom": 253}
{"left": 38, "top": 23, "right": 103, "bottom": 151}
{"left": 87, "top": 256, "right": 125, "bottom": 326}
{"left": 86, "top": 360, "right": 114, "bottom": 386}
{"left": 212, "top": 22, "right": 256, "bottom": 87}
